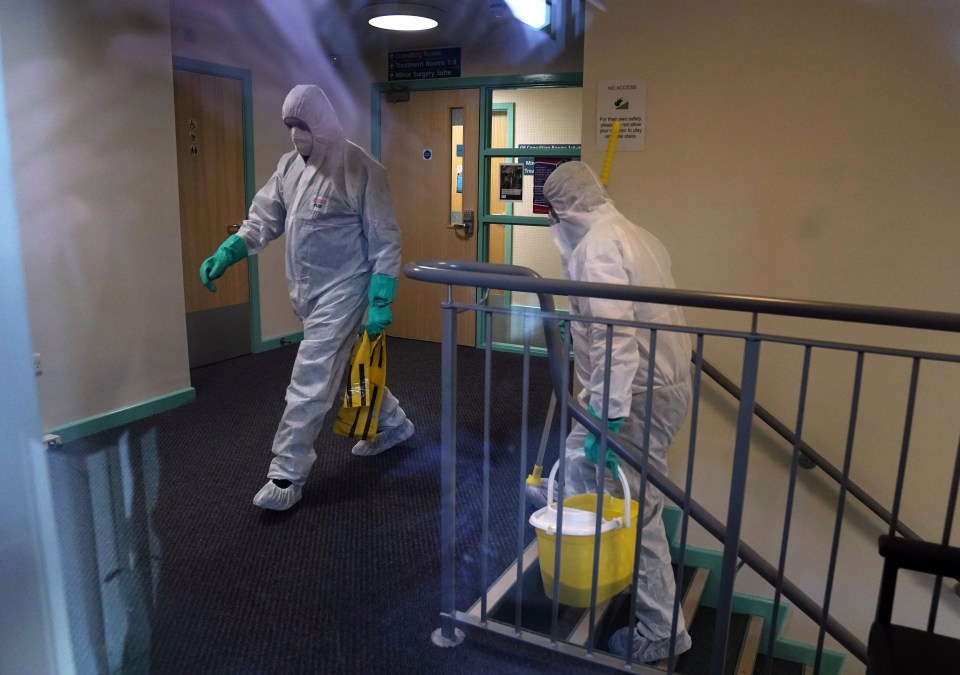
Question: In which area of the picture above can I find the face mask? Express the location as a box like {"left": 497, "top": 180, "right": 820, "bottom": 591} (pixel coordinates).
{"left": 547, "top": 206, "right": 559, "bottom": 225}
{"left": 291, "top": 127, "right": 313, "bottom": 157}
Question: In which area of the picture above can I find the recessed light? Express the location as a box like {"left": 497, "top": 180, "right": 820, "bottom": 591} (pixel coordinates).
{"left": 363, "top": 3, "right": 443, "bottom": 31}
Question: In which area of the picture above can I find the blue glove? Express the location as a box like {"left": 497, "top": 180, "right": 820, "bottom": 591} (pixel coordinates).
{"left": 366, "top": 274, "right": 397, "bottom": 337}
{"left": 199, "top": 234, "right": 248, "bottom": 292}
{"left": 584, "top": 404, "right": 624, "bottom": 478}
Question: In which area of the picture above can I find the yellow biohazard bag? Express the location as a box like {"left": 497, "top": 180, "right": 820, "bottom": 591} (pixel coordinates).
{"left": 342, "top": 331, "right": 387, "bottom": 408}
{"left": 333, "top": 331, "right": 387, "bottom": 440}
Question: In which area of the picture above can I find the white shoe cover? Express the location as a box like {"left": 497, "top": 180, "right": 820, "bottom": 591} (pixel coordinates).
{"left": 607, "top": 626, "right": 692, "bottom": 663}
{"left": 253, "top": 481, "right": 302, "bottom": 511}
{"left": 351, "top": 419, "right": 414, "bottom": 456}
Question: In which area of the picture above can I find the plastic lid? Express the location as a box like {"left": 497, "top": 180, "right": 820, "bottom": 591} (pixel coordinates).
{"left": 529, "top": 504, "right": 622, "bottom": 536}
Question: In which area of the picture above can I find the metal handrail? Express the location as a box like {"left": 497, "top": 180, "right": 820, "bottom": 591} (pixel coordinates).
{"left": 698, "top": 356, "right": 922, "bottom": 541}
{"left": 406, "top": 259, "right": 956, "bottom": 544}
{"left": 406, "top": 259, "right": 960, "bottom": 666}
{"left": 405, "top": 260, "right": 960, "bottom": 333}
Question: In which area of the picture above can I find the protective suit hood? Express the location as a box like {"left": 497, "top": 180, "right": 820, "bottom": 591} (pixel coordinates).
{"left": 282, "top": 85, "right": 345, "bottom": 158}
{"left": 543, "top": 161, "right": 620, "bottom": 265}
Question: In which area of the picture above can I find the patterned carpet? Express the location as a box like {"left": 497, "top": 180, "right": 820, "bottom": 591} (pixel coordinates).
{"left": 48, "top": 337, "right": 612, "bottom": 674}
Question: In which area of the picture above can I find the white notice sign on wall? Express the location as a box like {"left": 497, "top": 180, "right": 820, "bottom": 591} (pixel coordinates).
{"left": 597, "top": 79, "right": 645, "bottom": 151}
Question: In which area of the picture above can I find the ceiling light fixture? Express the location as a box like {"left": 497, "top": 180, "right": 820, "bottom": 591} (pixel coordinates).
{"left": 363, "top": 3, "right": 443, "bottom": 31}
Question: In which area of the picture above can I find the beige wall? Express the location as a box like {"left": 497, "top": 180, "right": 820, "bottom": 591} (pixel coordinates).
{"left": 584, "top": 1, "right": 960, "bottom": 667}
{"left": 0, "top": 0, "right": 190, "bottom": 430}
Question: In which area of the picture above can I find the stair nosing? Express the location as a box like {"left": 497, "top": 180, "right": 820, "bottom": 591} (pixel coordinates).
{"left": 734, "top": 614, "right": 764, "bottom": 675}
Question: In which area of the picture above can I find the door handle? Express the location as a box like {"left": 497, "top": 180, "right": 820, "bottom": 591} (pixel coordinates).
{"left": 227, "top": 223, "right": 241, "bottom": 234}
{"left": 447, "top": 210, "right": 474, "bottom": 237}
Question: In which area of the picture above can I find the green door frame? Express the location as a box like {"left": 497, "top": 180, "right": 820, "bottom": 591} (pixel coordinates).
{"left": 171, "top": 57, "right": 284, "bottom": 353}
{"left": 371, "top": 73, "right": 582, "bottom": 348}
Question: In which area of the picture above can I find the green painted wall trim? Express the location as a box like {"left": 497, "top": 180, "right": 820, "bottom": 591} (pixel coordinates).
{"left": 480, "top": 215, "right": 550, "bottom": 227}
{"left": 489, "top": 342, "right": 552, "bottom": 358}
{"left": 255, "top": 332, "right": 304, "bottom": 353}
{"left": 374, "top": 73, "right": 582, "bottom": 95}
{"left": 482, "top": 146, "right": 579, "bottom": 159}
{"left": 46, "top": 387, "right": 196, "bottom": 444}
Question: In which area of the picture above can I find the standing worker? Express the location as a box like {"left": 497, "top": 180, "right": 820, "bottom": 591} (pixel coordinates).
{"left": 537, "top": 161, "right": 692, "bottom": 662}
{"left": 198, "top": 85, "right": 415, "bottom": 512}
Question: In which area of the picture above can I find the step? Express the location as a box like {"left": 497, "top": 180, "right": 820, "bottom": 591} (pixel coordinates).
{"left": 735, "top": 614, "right": 764, "bottom": 675}
{"left": 655, "top": 565, "right": 711, "bottom": 670}
{"left": 468, "top": 535, "right": 829, "bottom": 675}
{"left": 474, "top": 541, "right": 590, "bottom": 640}
{"left": 751, "top": 654, "right": 805, "bottom": 675}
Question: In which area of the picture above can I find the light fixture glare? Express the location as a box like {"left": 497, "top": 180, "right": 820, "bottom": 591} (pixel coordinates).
{"left": 368, "top": 14, "right": 438, "bottom": 31}
{"left": 364, "top": 3, "right": 442, "bottom": 31}
{"left": 504, "top": 0, "right": 550, "bottom": 29}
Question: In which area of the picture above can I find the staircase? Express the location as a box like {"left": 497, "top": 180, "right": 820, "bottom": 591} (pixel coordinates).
{"left": 466, "top": 506, "right": 845, "bottom": 674}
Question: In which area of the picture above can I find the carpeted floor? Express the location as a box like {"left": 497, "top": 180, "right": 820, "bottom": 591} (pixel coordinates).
{"left": 49, "top": 337, "right": 613, "bottom": 674}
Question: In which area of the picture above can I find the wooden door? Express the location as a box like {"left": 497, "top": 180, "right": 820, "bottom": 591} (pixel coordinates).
{"left": 173, "top": 69, "right": 250, "bottom": 367}
{"left": 380, "top": 89, "right": 479, "bottom": 346}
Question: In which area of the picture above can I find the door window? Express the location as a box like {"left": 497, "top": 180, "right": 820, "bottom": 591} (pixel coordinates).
{"left": 482, "top": 86, "right": 582, "bottom": 351}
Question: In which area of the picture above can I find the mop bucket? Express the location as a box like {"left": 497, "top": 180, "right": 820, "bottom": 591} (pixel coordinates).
{"left": 528, "top": 460, "right": 639, "bottom": 607}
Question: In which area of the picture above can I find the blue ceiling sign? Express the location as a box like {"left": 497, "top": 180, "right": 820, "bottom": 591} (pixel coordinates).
{"left": 389, "top": 47, "right": 461, "bottom": 81}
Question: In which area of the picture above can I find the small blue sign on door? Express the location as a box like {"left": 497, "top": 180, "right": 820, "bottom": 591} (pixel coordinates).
{"left": 423, "top": 149, "right": 432, "bottom": 160}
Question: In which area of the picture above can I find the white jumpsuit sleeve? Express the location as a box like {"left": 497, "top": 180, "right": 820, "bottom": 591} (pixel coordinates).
{"left": 236, "top": 157, "right": 288, "bottom": 255}
{"left": 358, "top": 160, "right": 402, "bottom": 278}
{"left": 577, "top": 236, "right": 639, "bottom": 420}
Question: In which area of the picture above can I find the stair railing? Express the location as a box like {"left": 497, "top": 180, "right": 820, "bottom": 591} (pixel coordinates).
{"left": 406, "top": 259, "right": 960, "bottom": 675}
{"left": 698, "top": 357, "right": 922, "bottom": 542}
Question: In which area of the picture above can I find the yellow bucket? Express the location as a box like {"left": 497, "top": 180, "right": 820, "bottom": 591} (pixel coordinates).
{"left": 529, "top": 462, "right": 639, "bottom": 607}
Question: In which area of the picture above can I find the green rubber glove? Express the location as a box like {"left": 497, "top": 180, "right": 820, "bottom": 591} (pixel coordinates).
{"left": 366, "top": 274, "right": 397, "bottom": 337}
{"left": 584, "top": 404, "right": 624, "bottom": 478}
{"left": 199, "top": 234, "right": 248, "bottom": 292}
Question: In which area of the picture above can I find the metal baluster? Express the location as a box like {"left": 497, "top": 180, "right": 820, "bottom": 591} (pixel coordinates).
{"left": 766, "top": 345, "right": 813, "bottom": 675}
{"left": 929, "top": 432, "right": 960, "bottom": 631}
{"left": 588, "top": 323, "right": 617, "bottom": 654}
{"left": 815, "top": 351, "right": 864, "bottom": 674}
{"left": 624, "top": 328, "right": 659, "bottom": 667}
{"left": 711, "top": 324, "right": 762, "bottom": 675}
{"left": 550, "top": 314, "right": 572, "bottom": 644}
{"left": 480, "top": 310, "right": 492, "bottom": 623}
{"left": 513, "top": 314, "right": 532, "bottom": 635}
{"left": 670, "top": 334, "right": 704, "bottom": 675}
{"left": 889, "top": 358, "right": 920, "bottom": 536}
{"left": 432, "top": 294, "right": 463, "bottom": 646}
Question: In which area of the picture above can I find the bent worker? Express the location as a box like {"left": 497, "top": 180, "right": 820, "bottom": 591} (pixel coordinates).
{"left": 198, "top": 85, "right": 414, "bottom": 511}
{"left": 536, "top": 161, "right": 693, "bottom": 662}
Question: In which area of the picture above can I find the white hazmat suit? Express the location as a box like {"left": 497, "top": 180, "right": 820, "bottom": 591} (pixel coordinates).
{"left": 542, "top": 161, "right": 692, "bottom": 662}
{"left": 237, "top": 85, "right": 413, "bottom": 511}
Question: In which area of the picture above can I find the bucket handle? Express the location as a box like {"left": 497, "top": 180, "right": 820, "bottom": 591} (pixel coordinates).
{"left": 546, "top": 458, "right": 632, "bottom": 529}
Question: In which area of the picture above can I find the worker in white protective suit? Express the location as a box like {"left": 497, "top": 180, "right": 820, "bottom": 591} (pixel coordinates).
{"left": 198, "top": 85, "right": 414, "bottom": 511}
{"left": 537, "top": 161, "right": 693, "bottom": 663}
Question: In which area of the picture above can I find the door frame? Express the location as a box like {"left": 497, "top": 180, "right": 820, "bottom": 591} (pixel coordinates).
{"left": 172, "top": 57, "right": 277, "bottom": 354}
{"left": 371, "top": 74, "right": 582, "bottom": 348}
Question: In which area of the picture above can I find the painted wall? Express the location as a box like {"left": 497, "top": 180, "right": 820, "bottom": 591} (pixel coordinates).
{"left": 0, "top": 0, "right": 190, "bottom": 432}
{"left": 0, "top": 27, "right": 74, "bottom": 674}
{"left": 582, "top": 1, "right": 960, "bottom": 668}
